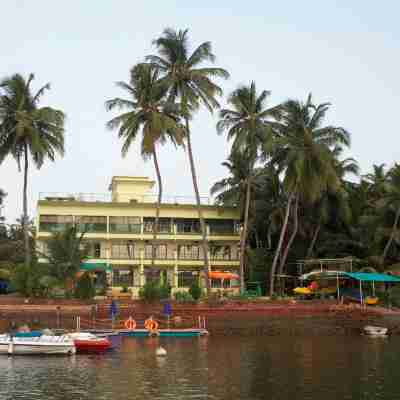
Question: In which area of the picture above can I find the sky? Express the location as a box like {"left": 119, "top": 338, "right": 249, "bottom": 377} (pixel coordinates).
{"left": 1, "top": 0, "right": 399, "bottom": 222}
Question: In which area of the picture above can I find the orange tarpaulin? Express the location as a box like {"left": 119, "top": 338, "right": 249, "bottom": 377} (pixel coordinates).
{"left": 208, "top": 271, "right": 240, "bottom": 280}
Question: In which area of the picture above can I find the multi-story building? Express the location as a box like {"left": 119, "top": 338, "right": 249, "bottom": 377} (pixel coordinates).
{"left": 36, "top": 176, "right": 241, "bottom": 297}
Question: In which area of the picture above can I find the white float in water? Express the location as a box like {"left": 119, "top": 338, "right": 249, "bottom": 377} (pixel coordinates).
{"left": 363, "top": 325, "right": 388, "bottom": 337}
{"left": 156, "top": 346, "right": 167, "bottom": 356}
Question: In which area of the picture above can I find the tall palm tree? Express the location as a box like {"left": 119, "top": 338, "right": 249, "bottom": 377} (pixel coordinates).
{"left": 211, "top": 149, "right": 256, "bottom": 291}
{"left": 268, "top": 94, "right": 350, "bottom": 295}
{"left": 106, "top": 64, "right": 184, "bottom": 264}
{"left": 0, "top": 73, "right": 65, "bottom": 268}
{"left": 145, "top": 28, "right": 229, "bottom": 292}
{"left": 216, "top": 82, "right": 282, "bottom": 292}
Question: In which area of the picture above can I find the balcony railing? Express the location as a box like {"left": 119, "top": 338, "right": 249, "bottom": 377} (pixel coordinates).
{"left": 39, "top": 192, "right": 211, "bottom": 205}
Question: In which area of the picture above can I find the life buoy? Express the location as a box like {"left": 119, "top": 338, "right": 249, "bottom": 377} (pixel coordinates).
{"left": 144, "top": 318, "right": 159, "bottom": 331}
{"left": 124, "top": 317, "right": 136, "bottom": 330}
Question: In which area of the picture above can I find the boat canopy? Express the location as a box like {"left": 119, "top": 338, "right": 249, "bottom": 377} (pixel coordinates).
{"left": 344, "top": 272, "right": 400, "bottom": 282}
{"left": 208, "top": 271, "right": 240, "bottom": 280}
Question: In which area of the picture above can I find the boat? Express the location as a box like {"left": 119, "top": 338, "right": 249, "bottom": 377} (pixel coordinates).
{"left": 363, "top": 325, "right": 388, "bottom": 337}
{"left": 0, "top": 335, "right": 76, "bottom": 355}
{"left": 67, "top": 332, "right": 111, "bottom": 353}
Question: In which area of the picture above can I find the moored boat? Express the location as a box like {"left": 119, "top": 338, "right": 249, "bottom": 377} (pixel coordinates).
{"left": 0, "top": 335, "right": 76, "bottom": 355}
{"left": 67, "top": 332, "right": 111, "bottom": 353}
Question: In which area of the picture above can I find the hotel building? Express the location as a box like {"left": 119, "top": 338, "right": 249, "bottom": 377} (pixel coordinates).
{"left": 36, "top": 176, "right": 241, "bottom": 297}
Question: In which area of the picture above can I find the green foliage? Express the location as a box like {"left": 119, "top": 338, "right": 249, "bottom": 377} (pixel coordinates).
{"left": 188, "top": 281, "right": 202, "bottom": 301}
{"left": 120, "top": 285, "right": 130, "bottom": 293}
{"left": 174, "top": 290, "right": 194, "bottom": 303}
{"left": 45, "top": 224, "right": 88, "bottom": 286}
{"left": 139, "top": 281, "right": 171, "bottom": 302}
{"left": 11, "top": 262, "right": 59, "bottom": 297}
{"left": 74, "top": 272, "right": 95, "bottom": 300}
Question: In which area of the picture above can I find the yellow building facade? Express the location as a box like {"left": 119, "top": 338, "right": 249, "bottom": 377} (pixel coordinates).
{"left": 36, "top": 176, "right": 241, "bottom": 297}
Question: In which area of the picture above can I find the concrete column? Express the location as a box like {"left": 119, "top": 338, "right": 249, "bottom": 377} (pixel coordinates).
{"left": 140, "top": 249, "right": 145, "bottom": 286}
{"left": 174, "top": 249, "right": 178, "bottom": 288}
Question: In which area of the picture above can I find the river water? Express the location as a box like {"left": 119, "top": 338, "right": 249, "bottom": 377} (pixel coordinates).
{"left": 0, "top": 320, "right": 399, "bottom": 400}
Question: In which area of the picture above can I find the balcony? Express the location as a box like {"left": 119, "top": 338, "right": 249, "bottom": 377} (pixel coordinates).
{"left": 39, "top": 192, "right": 211, "bottom": 205}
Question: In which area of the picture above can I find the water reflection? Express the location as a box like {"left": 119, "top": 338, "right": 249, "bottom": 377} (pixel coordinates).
{"left": 0, "top": 331, "right": 399, "bottom": 399}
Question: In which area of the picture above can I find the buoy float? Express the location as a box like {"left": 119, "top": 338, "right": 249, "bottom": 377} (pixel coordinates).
{"left": 144, "top": 318, "right": 159, "bottom": 332}
{"left": 124, "top": 317, "right": 136, "bottom": 330}
{"left": 156, "top": 346, "right": 167, "bottom": 356}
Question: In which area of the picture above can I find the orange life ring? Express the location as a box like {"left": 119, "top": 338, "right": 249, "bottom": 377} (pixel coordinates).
{"left": 124, "top": 317, "right": 136, "bottom": 330}
{"left": 144, "top": 318, "right": 159, "bottom": 331}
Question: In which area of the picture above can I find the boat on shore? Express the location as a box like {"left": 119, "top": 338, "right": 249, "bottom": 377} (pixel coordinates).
{"left": 67, "top": 332, "right": 111, "bottom": 353}
{"left": 0, "top": 335, "right": 76, "bottom": 355}
{"left": 363, "top": 325, "right": 388, "bottom": 337}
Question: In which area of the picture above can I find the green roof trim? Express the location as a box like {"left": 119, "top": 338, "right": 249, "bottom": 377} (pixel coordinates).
{"left": 80, "top": 262, "right": 111, "bottom": 272}
{"left": 344, "top": 272, "right": 400, "bottom": 282}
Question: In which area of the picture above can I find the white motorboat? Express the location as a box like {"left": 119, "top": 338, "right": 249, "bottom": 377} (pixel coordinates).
{"left": 0, "top": 335, "right": 76, "bottom": 355}
{"left": 363, "top": 325, "right": 388, "bottom": 337}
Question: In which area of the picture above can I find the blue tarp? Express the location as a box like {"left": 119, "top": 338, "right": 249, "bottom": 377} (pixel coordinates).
{"left": 344, "top": 272, "right": 400, "bottom": 282}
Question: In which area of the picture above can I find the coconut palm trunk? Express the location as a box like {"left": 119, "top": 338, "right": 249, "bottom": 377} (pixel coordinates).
{"left": 269, "top": 191, "right": 294, "bottom": 296}
{"left": 278, "top": 194, "right": 299, "bottom": 274}
{"left": 307, "top": 224, "right": 321, "bottom": 259}
{"left": 23, "top": 143, "right": 31, "bottom": 268}
{"left": 239, "top": 179, "right": 251, "bottom": 293}
{"left": 152, "top": 147, "right": 163, "bottom": 267}
{"left": 185, "top": 118, "right": 211, "bottom": 293}
{"left": 381, "top": 207, "right": 400, "bottom": 265}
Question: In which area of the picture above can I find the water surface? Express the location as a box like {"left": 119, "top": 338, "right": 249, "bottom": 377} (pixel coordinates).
{"left": 0, "top": 326, "right": 398, "bottom": 399}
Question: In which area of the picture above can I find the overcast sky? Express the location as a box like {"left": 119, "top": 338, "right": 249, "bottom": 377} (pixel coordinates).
{"left": 1, "top": 1, "right": 399, "bottom": 222}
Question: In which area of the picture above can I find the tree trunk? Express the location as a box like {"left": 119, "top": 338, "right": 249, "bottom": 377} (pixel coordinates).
{"left": 239, "top": 179, "right": 251, "bottom": 293}
{"left": 381, "top": 207, "right": 400, "bottom": 265}
{"left": 266, "top": 226, "right": 272, "bottom": 250}
{"left": 278, "top": 194, "right": 299, "bottom": 275}
{"left": 23, "top": 144, "right": 31, "bottom": 269}
{"left": 269, "top": 191, "right": 294, "bottom": 296}
{"left": 306, "top": 224, "right": 321, "bottom": 259}
{"left": 185, "top": 118, "right": 210, "bottom": 293}
{"left": 151, "top": 147, "right": 163, "bottom": 268}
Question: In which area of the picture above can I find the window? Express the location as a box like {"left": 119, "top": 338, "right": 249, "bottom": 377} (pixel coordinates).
{"left": 87, "top": 242, "right": 101, "bottom": 258}
{"left": 109, "top": 216, "right": 141, "bottom": 233}
{"left": 76, "top": 216, "right": 107, "bottom": 233}
{"left": 39, "top": 215, "right": 73, "bottom": 232}
{"left": 111, "top": 242, "right": 136, "bottom": 259}
{"left": 210, "top": 245, "right": 232, "bottom": 260}
{"left": 143, "top": 218, "right": 172, "bottom": 234}
{"left": 113, "top": 268, "right": 134, "bottom": 286}
{"left": 144, "top": 244, "right": 169, "bottom": 259}
{"left": 178, "top": 245, "right": 200, "bottom": 259}
{"left": 208, "top": 219, "right": 238, "bottom": 235}
{"left": 175, "top": 219, "right": 201, "bottom": 234}
{"left": 178, "top": 271, "right": 198, "bottom": 287}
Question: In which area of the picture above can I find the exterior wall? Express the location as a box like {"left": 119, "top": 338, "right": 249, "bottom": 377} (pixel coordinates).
{"left": 36, "top": 187, "right": 240, "bottom": 298}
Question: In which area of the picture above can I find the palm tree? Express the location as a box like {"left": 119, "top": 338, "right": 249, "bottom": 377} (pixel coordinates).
{"left": 106, "top": 64, "right": 184, "bottom": 264}
{"left": 45, "top": 224, "right": 88, "bottom": 291}
{"left": 381, "top": 164, "right": 400, "bottom": 265}
{"left": 0, "top": 73, "right": 65, "bottom": 269}
{"left": 216, "top": 82, "right": 282, "bottom": 292}
{"left": 145, "top": 28, "right": 229, "bottom": 292}
{"left": 268, "top": 94, "right": 350, "bottom": 295}
{"left": 211, "top": 149, "right": 256, "bottom": 291}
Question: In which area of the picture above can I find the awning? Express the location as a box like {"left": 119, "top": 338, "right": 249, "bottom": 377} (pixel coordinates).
{"left": 208, "top": 271, "right": 240, "bottom": 280}
{"left": 344, "top": 272, "right": 400, "bottom": 282}
{"left": 80, "top": 262, "right": 112, "bottom": 272}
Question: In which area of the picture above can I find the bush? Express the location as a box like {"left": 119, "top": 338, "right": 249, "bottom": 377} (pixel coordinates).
{"left": 74, "top": 272, "right": 95, "bottom": 300}
{"left": 139, "top": 282, "right": 171, "bottom": 302}
{"left": 189, "top": 282, "right": 202, "bottom": 301}
{"left": 120, "top": 285, "right": 130, "bottom": 293}
{"left": 174, "top": 291, "right": 194, "bottom": 303}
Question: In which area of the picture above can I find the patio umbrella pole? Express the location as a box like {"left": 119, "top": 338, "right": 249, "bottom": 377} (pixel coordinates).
{"left": 359, "top": 280, "right": 363, "bottom": 306}
{"left": 372, "top": 281, "right": 375, "bottom": 297}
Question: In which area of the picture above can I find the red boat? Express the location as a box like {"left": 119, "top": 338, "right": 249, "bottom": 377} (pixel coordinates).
{"left": 68, "top": 332, "right": 111, "bottom": 354}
